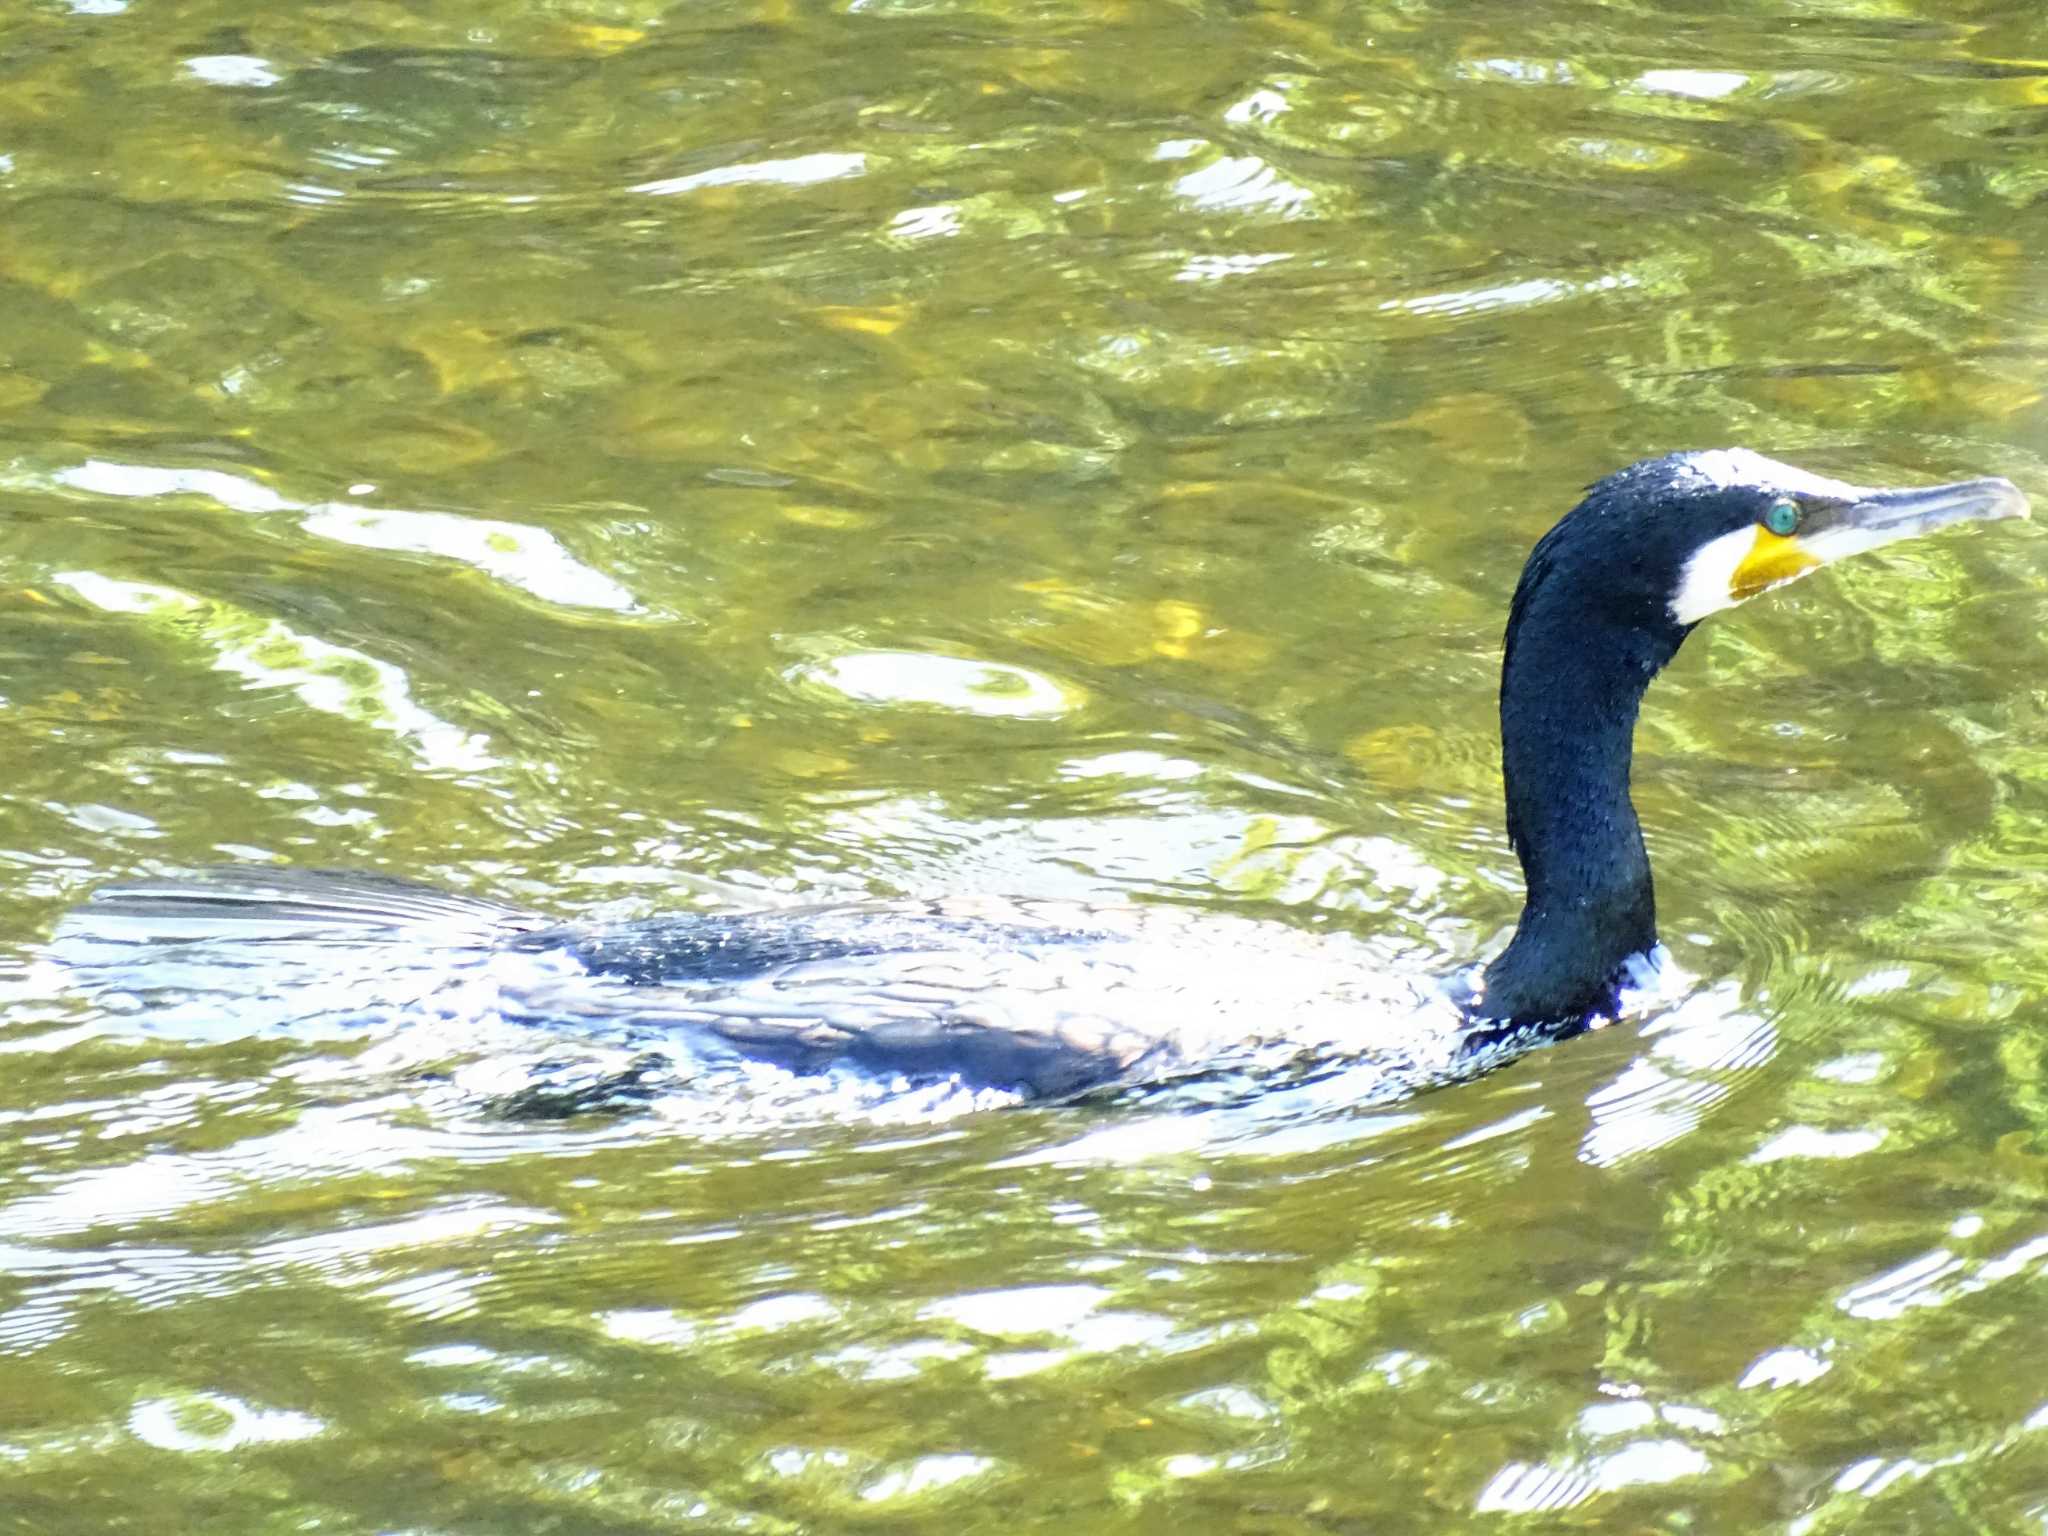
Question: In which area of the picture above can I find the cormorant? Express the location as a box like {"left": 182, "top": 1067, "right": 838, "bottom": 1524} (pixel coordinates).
{"left": 53, "top": 451, "right": 2028, "bottom": 1104}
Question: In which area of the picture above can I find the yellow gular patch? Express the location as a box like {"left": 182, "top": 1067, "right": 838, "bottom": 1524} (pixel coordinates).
{"left": 1730, "top": 525, "right": 1820, "bottom": 602}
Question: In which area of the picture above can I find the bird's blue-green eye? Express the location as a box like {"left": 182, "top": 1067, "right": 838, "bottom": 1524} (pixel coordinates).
{"left": 1764, "top": 499, "right": 1801, "bottom": 537}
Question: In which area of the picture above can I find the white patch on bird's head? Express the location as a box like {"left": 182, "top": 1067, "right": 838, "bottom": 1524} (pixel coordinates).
{"left": 1668, "top": 522, "right": 1808, "bottom": 624}
{"left": 1678, "top": 449, "right": 1864, "bottom": 502}
{"left": 1669, "top": 451, "right": 1870, "bottom": 625}
{"left": 1667, "top": 451, "right": 2028, "bottom": 626}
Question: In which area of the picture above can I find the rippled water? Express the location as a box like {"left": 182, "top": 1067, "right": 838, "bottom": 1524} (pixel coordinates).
{"left": 6, "top": 0, "right": 2048, "bottom": 1528}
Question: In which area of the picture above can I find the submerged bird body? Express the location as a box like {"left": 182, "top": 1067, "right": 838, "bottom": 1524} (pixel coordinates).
{"left": 63, "top": 874, "right": 1465, "bottom": 1100}
{"left": 53, "top": 451, "right": 2028, "bottom": 1106}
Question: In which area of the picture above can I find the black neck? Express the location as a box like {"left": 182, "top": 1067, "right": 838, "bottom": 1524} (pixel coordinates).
{"left": 1479, "top": 564, "right": 1688, "bottom": 1025}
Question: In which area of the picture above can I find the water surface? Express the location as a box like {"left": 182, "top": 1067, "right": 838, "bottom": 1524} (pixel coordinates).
{"left": 4, "top": 0, "right": 2048, "bottom": 1529}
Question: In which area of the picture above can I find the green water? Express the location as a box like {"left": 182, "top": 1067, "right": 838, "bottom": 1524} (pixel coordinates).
{"left": 6, "top": 0, "right": 2048, "bottom": 1528}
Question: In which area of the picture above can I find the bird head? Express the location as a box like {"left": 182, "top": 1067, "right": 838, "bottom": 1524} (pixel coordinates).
{"left": 1521, "top": 449, "right": 2028, "bottom": 641}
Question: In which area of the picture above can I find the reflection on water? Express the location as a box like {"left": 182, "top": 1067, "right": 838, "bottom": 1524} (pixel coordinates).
{"left": 3, "top": 0, "right": 2048, "bottom": 1529}
{"left": 791, "top": 650, "right": 1078, "bottom": 718}
{"left": 42, "top": 458, "right": 642, "bottom": 611}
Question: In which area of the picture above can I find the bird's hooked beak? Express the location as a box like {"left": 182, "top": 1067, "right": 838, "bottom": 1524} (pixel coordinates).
{"left": 1808, "top": 475, "right": 2032, "bottom": 556}
{"left": 1670, "top": 464, "right": 2030, "bottom": 625}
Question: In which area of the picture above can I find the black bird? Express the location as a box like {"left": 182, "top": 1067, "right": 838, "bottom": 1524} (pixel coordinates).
{"left": 53, "top": 451, "right": 2028, "bottom": 1105}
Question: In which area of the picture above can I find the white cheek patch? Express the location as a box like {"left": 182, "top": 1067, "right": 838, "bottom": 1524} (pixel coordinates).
{"left": 1668, "top": 511, "right": 1928, "bottom": 625}
{"left": 1668, "top": 451, "right": 1876, "bottom": 625}
{"left": 1665, "top": 454, "right": 2024, "bottom": 627}
{"left": 1669, "top": 523, "right": 1770, "bottom": 624}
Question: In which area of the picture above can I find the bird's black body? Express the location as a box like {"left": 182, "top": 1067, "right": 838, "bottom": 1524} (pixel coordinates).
{"left": 52, "top": 451, "right": 2027, "bottom": 1108}
{"left": 1481, "top": 458, "right": 1706, "bottom": 1024}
